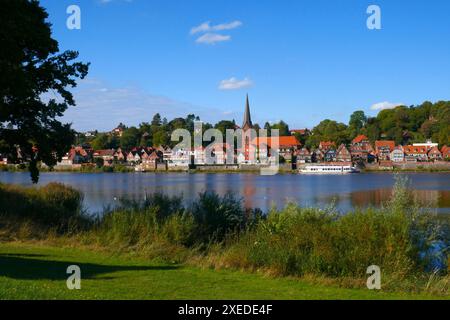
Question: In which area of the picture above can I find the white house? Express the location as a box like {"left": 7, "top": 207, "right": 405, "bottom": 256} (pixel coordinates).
{"left": 390, "top": 147, "right": 404, "bottom": 163}
{"left": 168, "top": 148, "right": 190, "bottom": 167}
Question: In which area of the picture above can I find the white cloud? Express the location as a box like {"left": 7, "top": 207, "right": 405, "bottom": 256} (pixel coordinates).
{"left": 190, "top": 20, "right": 242, "bottom": 35}
{"left": 218, "top": 77, "right": 253, "bottom": 90}
{"left": 99, "top": 0, "right": 133, "bottom": 4}
{"left": 47, "top": 78, "right": 222, "bottom": 132}
{"left": 190, "top": 20, "right": 242, "bottom": 45}
{"left": 213, "top": 20, "right": 242, "bottom": 31}
{"left": 370, "top": 101, "right": 405, "bottom": 111}
{"left": 190, "top": 22, "right": 211, "bottom": 35}
{"left": 196, "top": 33, "right": 231, "bottom": 45}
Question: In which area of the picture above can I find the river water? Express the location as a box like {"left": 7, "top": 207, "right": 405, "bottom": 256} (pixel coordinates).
{"left": 1, "top": 172, "right": 449, "bottom": 214}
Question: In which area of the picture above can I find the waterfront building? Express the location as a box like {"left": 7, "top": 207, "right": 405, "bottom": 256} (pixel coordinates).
{"left": 114, "top": 148, "right": 127, "bottom": 162}
{"left": 93, "top": 149, "right": 115, "bottom": 166}
{"left": 442, "top": 146, "right": 450, "bottom": 159}
{"left": 252, "top": 136, "right": 301, "bottom": 163}
{"left": 403, "top": 145, "right": 428, "bottom": 162}
{"left": 390, "top": 146, "right": 405, "bottom": 162}
{"left": 428, "top": 146, "right": 443, "bottom": 161}
{"left": 350, "top": 145, "right": 369, "bottom": 163}
{"left": 324, "top": 148, "right": 337, "bottom": 162}
{"left": 375, "top": 140, "right": 395, "bottom": 161}
{"left": 336, "top": 144, "right": 351, "bottom": 162}
{"left": 296, "top": 148, "right": 312, "bottom": 163}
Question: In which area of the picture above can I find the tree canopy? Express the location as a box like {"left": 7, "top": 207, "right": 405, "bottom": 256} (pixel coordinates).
{"left": 0, "top": 0, "right": 89, "bottom": 182}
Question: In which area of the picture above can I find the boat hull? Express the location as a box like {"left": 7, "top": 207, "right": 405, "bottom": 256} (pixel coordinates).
{"left": 299, "top": 165, "right": 360, "bottom": 174}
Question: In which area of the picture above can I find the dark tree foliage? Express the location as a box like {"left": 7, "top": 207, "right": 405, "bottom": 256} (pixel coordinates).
{"left": 0, "top": 0, "right": 89, "bottom": 183}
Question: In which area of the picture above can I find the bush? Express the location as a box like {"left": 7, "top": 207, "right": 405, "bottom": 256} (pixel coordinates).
{"left": 0, "top": 179, "right": 447, "bottom": 292}
{"left": 102, "top": 166, "right": 113, "bottom": 173}
{"left": 189, "top": 192, "right": 249, "bottom": 243}
{"left": 0, "top": 182, "right": 89, "bottom": 233}
{"left": 214, "top": 177, "right": 446, "bottom": 279}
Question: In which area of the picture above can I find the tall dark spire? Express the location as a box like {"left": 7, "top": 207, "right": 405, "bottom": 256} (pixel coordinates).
{"left": 242, "top": 94, "right": 252, "bottom": 130}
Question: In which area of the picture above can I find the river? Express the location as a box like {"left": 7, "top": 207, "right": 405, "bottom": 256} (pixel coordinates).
{"left": 0, "top": 172, "right": 449, "bottom": 214}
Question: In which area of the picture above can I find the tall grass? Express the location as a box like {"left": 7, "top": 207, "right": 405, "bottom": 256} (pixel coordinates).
{"left": 213, "top": 177, "right": 441, "bottom": 272}
{"left": 0, "top": 182, "right": 89, "bottom": 234}
{"left": 0, "top": 177, "right": 448, "bottom": 293}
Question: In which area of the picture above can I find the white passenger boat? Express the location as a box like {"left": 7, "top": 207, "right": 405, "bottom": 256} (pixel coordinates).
{"left": 299, "top": 165, "right": 360, "bottom": 174}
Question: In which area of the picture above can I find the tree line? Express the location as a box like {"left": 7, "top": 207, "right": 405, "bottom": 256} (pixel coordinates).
{"left": 79, "top": 114, "right": 291, "bottom": 150}
{"left": 81, "top": 100, "right": 449, "bottom": 151}
{"left": 304, "top": 101, "right": 449, "bottom": 149}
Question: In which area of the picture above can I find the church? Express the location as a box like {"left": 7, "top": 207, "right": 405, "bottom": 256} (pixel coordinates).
{"left": 241, "top": 94, "right": 254, "bottom": 163}
{"left": 238, "top": 95, "right": 301, "bottom": 164}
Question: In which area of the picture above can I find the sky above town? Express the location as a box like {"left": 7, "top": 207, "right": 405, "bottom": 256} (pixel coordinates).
{"left": 40, "top": 0, "right": 450, "bottom": 132}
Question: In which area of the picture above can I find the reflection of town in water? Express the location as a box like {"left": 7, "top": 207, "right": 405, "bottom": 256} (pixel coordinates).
{"left": 349, "top": 189, "right": 450, "bottom": 211}
{"left": 0, "top": 172, "right": 449, "bottom": 214}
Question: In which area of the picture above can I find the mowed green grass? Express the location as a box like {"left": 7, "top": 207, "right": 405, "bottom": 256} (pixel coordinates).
{"left": 0, "top": 243, "right": 444, "bottom": 300}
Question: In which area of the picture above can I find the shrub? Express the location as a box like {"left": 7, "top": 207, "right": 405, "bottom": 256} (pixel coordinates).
{"left": 214, "top": 177, "right": 446, "bottom": 280}
{"left": 189, "top": 192, "right": 249, "bottom": 243}
{"left": 0, "top": 182, "right": 89, "bottom": 233}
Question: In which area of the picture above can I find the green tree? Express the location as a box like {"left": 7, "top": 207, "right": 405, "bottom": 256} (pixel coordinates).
{"left": 151, "top": 113, "right": 162, "bottom": 126}
{"left": 214, "top": 120, "right": 236, "bottom": 136}
{"left": 348, "top": 110, "right": 367, "bottom": 139}
{"left": 90, "top": 133, "right": 109, "bottom": 150}
{"left": 0, "top": 0, "right": 89, "bottom": 182}
{"left": 120, "top": 127, "right": 140, "bottom": 150}
{"left": 169, "top": 118, "right": 187, "bottom": 130}
{"left": 270, "top": 121, "right": 290, "bottom": 136}
{"left": 306, "top": 119, "right": 349, "bottom": 148}
{"left": 153, "top": 130, "right": 169, "bottom": 146}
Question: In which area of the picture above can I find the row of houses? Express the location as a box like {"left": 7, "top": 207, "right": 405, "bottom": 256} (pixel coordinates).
{"left": 59, "top": 146, "right": 167, "bottom": 168}
{"left": 57, "top": 135, "right": 304, "bottom": 169}
{"left": 296, "top": 135, "right": 450, "bottom": 164}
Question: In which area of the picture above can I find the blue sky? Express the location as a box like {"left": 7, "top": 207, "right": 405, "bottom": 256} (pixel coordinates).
{"left": 40, "top": 0, "right": 450, "bottom": 131}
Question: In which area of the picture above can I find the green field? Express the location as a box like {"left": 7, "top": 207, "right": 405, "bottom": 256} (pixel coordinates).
{"left": 0, "top": 242, "right": 445, "bottom": 300}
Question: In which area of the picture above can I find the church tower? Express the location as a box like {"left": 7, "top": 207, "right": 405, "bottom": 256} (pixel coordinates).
{"left": 242, "top": 94, "right": 253, "bottom": 161}
{"left": 242, "top": 94, "right": 253, "bottom": 131}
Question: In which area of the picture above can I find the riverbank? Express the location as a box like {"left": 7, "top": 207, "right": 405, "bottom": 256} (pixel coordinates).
{"left": 0, "top": 180, "right": 449, "bottom": 298}
{"left": 3, "top": 163, "right": 450, "bottom": 174}
{"left": 1, "top": 242, "right": 445, "bottom": 300}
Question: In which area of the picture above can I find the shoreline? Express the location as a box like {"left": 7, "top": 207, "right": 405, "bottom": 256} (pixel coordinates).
{"left": 2, "top": 166, "right": 450, "bottom": 175}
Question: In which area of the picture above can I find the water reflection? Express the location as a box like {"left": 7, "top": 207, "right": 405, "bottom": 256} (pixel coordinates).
{"left": 0, "top": 172, "right": 449, "bottom": 214}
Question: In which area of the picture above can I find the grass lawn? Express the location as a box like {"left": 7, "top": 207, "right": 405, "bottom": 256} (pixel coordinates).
{"left": 0, "top": 242, "right": 445, "bottom": 300}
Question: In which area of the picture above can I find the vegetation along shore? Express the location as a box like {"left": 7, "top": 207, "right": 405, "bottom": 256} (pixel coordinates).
{"left": 0, "top": 177, "right": 448, "bottom": 299}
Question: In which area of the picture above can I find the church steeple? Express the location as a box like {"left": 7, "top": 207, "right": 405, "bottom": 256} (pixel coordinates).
{"left": 242, "top": 94, "right": 253, "bottom": 131}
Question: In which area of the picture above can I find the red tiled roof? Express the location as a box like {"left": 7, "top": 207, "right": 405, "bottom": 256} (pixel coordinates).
{"left": 375, "top": 140, "right": 395, "bottom": 151}
{"left": 94, "top": 149, "right": 115, "bottom": 156}
{"left": 319, "top": 141, "right": 335, "bottom": 148}
{"left": 428, "top": 146, "right": 442, "bottom": 155}
{"left": 403, "top": 146, "right": 427, "bottom": 154}
{"left": 252, "top": 136, "right": 301, "bottom": 148}
{"left": 337, "top": 144, "right": 350, "bottom": 154}
{"left": 148, "top": 151, "right": 160, "bottom": 160}
{"left": 352, "top": 135, "right": 369, "bottom": 144}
